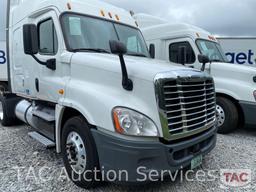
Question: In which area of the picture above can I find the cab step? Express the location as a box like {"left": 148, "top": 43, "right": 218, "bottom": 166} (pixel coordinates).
{"left": 28, "top": 131, "right": 55, "bottom": 148}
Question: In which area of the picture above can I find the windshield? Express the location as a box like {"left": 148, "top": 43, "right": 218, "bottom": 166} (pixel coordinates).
{"left": 61, "top": 14, "right": 150, "bottom": 57}
{"left": 196, "top": 39, "right": 228, "bottom": 62}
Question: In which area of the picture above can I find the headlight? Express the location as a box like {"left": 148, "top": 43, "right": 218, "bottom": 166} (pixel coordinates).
{"left": 112, "top": 107, "right": 159, "bottom": 137}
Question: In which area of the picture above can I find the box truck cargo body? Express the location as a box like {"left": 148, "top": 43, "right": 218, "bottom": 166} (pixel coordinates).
{"left": 0, "top": 0, "right": 8, "bottom": 93}
{"left": 134, "top": 13, "right": 256, "bottom": 134}
{"left": 217, "top": 37, "right": 256, "bottom": 67}
{"left": 0, "top": 1, "right": 217, "bottom": 188}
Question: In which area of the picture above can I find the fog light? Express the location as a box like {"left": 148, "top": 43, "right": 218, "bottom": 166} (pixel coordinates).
{"left": 254, "top": 90, "right": 256, "bottom": 101}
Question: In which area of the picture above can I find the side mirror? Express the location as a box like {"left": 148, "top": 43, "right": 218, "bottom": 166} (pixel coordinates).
{"left": 178, "top": 46, "right": 186, "bottom": 65}
{"left": 109, "top": 40, "right": 127, "bottom": 55}
{"left": 23, "top": 24, "right": 39, "bottom": 55}
{"left": 198, "top": 54, "right": 210, "bottom": 64}
{"left": 149, "top": 44, "right": 155, "bottom": 58}
{"left": 198, "top": 54, "right": 210, "bottom": 71}
{"left": 46, "top": 59, "right": 56, "bottom": 70}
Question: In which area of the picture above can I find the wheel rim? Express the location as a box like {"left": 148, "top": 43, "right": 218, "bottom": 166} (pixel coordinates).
{"left": 0, "top": 101, "right": 3, "bottom": 121}
{"left": 66, "top": 131, "right": 87, "bottom": 174}
{"left": 216, "top": 104, "right": 225, "bottom": 127}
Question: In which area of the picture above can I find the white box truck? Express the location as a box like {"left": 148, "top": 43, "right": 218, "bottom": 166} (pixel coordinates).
{"left": 134, "top": 13, "right": 256, "bottom": 134}
{"left": 0, "top": 0, "right": 217, "bottom": 188}
{"left": 217, "top": 37, "right": 256, "bottom": 67}
{"left": 0, "top": 0, "right": 8, "bottom": 94}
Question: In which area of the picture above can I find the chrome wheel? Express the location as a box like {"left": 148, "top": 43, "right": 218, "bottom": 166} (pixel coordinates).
{"left": 66, "top": 131, "right": 87, "bottom": 174}
{"left": 0, "top": 101, "right": 3, "bottom": 121}
{"left": 216, "top": 104, "right": 225, "bottom": 127}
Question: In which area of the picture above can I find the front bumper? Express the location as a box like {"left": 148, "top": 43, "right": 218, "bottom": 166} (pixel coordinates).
{"left": 91, "top": 126, "right": 217, "bottom": 182}
{"left": 240, "top": 101, "right": 256, "bottom": 127}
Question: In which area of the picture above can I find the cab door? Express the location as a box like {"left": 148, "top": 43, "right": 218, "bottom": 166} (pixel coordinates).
{"left": 165, "top": 38, "right": 201, "bottom": 69}
{"left": 34, "top": 10, "right": 69, "bottom": 102}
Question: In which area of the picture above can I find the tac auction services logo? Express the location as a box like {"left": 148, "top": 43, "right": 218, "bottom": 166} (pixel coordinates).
{"left": 220, "top": 169, "right": 252, "bottom": 189}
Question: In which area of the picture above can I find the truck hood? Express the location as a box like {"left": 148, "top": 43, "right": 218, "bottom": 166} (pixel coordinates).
{"left": 209, "top": 62, "right": 256, "bottom": 82}
{"left": 71, "top": 53, "right": 201, "bottom": 81}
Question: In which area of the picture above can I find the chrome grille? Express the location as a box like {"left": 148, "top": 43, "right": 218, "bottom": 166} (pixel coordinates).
{"left": 163, "top": 78, "right": 216, "bottom": 135}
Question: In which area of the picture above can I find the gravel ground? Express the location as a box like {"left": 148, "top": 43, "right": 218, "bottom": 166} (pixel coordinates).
{"left": 0, "top": 123, "right": 255, "bottom": 192}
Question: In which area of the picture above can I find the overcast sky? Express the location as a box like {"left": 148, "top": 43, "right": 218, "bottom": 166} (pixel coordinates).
{"left": 103, "top": 0, "right": 256, "bottom": 36}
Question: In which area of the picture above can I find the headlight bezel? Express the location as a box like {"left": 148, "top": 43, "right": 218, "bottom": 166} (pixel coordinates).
{"left": 112, "top": 107, "right": 159, "bottom": 137}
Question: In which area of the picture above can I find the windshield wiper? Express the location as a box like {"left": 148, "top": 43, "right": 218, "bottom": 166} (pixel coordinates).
{"left": 72, "top": 48, "right": 110, "bottom": 54}
{"left": 126, "top": 53, "right": 148, "bottom": 57}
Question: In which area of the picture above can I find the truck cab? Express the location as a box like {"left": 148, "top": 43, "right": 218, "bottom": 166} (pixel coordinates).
{"left": 1, "top": 1, "right": 217, "bottom": 188}
{"left": 135, "top": 14, "right": 256, "bottom": 133}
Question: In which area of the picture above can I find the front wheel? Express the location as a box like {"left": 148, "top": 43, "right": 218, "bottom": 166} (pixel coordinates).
{"left": 61, "top": 116, "right": 101, "bottom": 189}
{"left": 216, "top": 97, "right": 239, "bottom": 134}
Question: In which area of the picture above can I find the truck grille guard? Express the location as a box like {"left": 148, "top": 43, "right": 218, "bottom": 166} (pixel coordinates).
{"left": 154, "top": 70, "right": 216, "bottom": 141}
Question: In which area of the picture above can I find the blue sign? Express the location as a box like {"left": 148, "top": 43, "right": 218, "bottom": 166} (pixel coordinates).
{"left": 225, "top": 50, "right": 255, "bottom": 65}
{"left": 0, "top": 50, "right": 6, "bottom": 64}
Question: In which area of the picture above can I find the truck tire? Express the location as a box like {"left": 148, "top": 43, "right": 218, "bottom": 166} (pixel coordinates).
{"left": 216, "top": 97, "right": 239, "bottom": 134}
{"left": 0, "top": 82, "right": 8, "bottom": 95}
{"left": 0, "top": 95, "right": 22, "bottom": 126}
{"left": 61, "top": 116, "right": 101, "bottom": 189}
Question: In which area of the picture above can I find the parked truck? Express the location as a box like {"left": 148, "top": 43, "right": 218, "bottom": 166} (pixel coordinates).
{"left": 0, "top": 0, "right": 217, "bottom": 188}
{"left": 0, "top": 0, "right": 8, "bottom": 94}
{"left": 134, "top": 13, "right": 256, "bottom": 134}
{"left": 217, "top": 37, "right": 256, "bottom": 67}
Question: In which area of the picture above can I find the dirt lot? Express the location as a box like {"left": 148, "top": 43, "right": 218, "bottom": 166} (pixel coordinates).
{"left": 0, "top": 123, "right": 255, "bottom": 192}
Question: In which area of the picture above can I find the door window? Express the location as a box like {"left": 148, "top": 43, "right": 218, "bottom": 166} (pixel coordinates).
{"left": 38, "top": 19, "right": 58, "bottom": 55}
{"left": 169, "top": 42, "right": 195, "bottom": 64}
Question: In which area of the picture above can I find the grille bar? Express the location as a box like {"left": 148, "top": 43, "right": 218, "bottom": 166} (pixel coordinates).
{"left": 164, "top": 83, "right": 214, "bottom": 88}
{"left": 164, "top": 87, "right": 215, "bottom": 94}
{"left": 167, "top": 109, "right": 215, "bottom": 120}
{"left": 170, "top": 117, "right": 215, "bottom": 133}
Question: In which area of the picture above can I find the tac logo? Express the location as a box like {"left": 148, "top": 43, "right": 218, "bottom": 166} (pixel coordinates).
{"left": 220, "top": 169, "right": 252, "bottom": 189}
{"left": 226, "top": 50, "right": 255, "bottom": 65}
{"left": 0, "top": 50, "right": 6, "bottom": 64}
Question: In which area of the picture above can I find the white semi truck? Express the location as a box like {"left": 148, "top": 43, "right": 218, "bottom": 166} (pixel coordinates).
{"left": 217, "top": 37, "right": 256, "bottom": 67}
{"left": 0, "top": 0, "right": 217, "bottom": 188}
{"left": 134, "top": 14, "right": 256, "bottom": 134}
{"left": 0, "top": 0, "right": 8, "bottom": 94}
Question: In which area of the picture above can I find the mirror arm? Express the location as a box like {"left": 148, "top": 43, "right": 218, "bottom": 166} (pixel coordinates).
{"left": 201, "top": 63, "right": 206, "bottom": 71}
{"left": 31, "top": 54, "right": 46, "bottom": 65}
{"left": 31, "top": 55, "right": 56, "bottom": 70}
{"left": 118, "top": 54, "right": 133, "bottom": 91}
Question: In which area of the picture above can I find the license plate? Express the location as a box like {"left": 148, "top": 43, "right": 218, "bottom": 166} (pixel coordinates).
{"left": 191, "top": 155, "right": 203, "bottom": 169}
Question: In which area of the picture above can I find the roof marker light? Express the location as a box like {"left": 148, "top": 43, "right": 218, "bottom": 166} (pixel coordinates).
{"left": 100, "top": 10, "right": 105, "bottom": 17}
{"left": 196, "top": 33, "right": 200, "bottom": 38}
{"left": 115, "top": 14, "right": 120, "bottom": 21}
{"left": 208, "top": 36, "right": 216, "bottom": 41}
{"left": 108, "top": 12, "right": 113, "bottom": 18}
{"left": 67, "top": 3, "right": 71, "bottom": 10}
{"left": 135, "top": 21, "right": 139, "bottom": 27}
